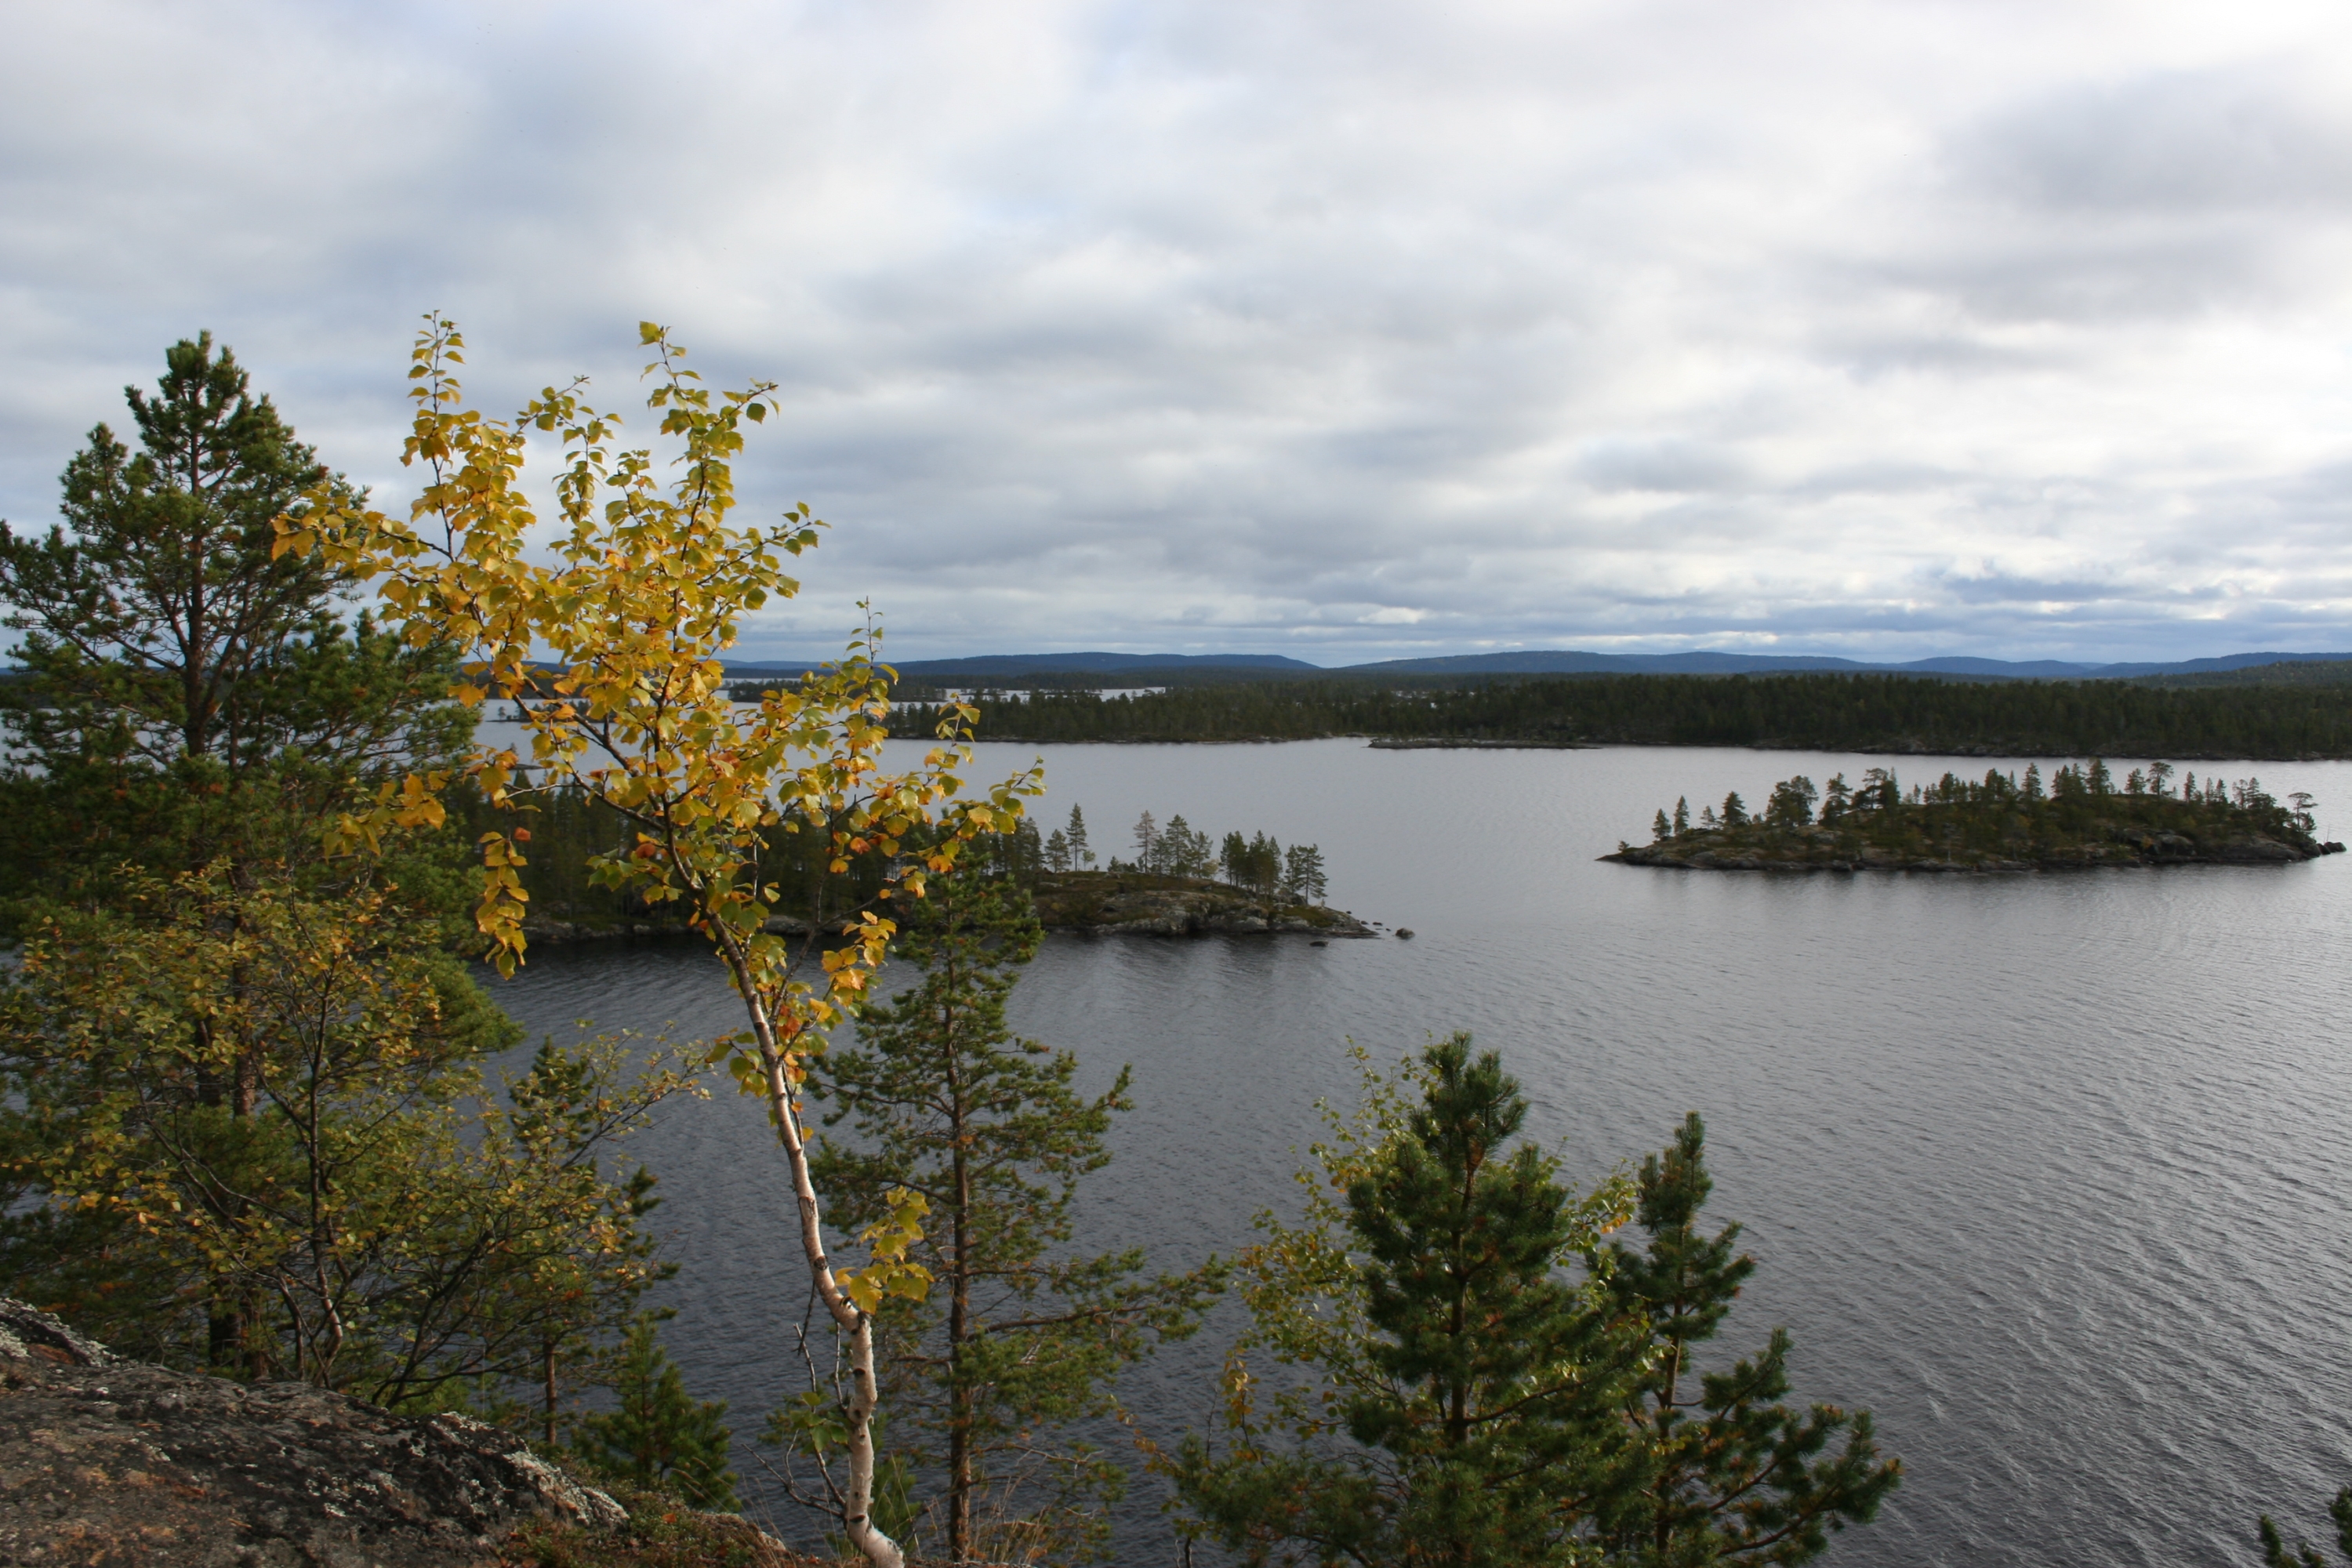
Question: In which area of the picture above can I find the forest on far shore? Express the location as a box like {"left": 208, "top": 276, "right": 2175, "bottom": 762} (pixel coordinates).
{"left": 867, "top": 669, "right": 2352, "bottom": 759}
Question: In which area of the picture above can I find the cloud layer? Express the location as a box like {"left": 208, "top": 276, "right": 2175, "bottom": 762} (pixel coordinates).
{"left": 5, "top": 0, "right": 2350, "bottom": 662}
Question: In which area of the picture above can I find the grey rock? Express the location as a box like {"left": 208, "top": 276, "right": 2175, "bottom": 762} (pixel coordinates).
{"left": 0, "top": 1298, "right": 627, "bottom": 1567}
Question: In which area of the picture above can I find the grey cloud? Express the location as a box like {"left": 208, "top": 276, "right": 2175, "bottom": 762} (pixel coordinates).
{"left": 5, "top": 1, "right": 2352, "bottom": 670}
{"left": 1955, "top": 71, "right": 2352, "bottom": 216}
{"left": 1577, "top": 438, "right": 1749, "bottom": 495}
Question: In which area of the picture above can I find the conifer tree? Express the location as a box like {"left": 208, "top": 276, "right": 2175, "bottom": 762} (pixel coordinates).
{"left": 804, "top": 871, "right": 1221, "bottom": 1562}
{"left": 1065, "top": 804, "right": 1093, "bottom": 866}
{"left": 0, "top": 332, "right": 466, "bottom": 896}
{"left": 1673, "top": 797, "right": 1691, "bottom": 836}
{"left": 1176, "top": 1036, "right": 1643, "bottom": 1566}
{"left": 1592, "top": 1114, "right": 1900, "bottom": 1563}
{"left": 1221, "top": 829, "right": 1250, "bottom": 886}
{"left": 1281, "top": 842, "right": 1327, "bottom": 904}
{"left": 1163, "top": 813, "right": 1214, "bottom": 878}
{"left": 575, "top": 1316, "right": 739, "bottom": 1510}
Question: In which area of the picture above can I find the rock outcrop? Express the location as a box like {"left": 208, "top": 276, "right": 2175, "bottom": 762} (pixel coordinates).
{"left": 0, "top": 1297, "right": 655, "bottom": 1567}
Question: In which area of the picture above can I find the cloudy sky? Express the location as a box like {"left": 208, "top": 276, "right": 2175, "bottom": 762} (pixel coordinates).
{"left": 4, "top": 1, "right": 2350, "bottom": 664}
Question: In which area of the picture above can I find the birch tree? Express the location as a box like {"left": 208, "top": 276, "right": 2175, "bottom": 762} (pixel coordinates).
{"left": 277, "top": 314, "right": 1039, "bottom": 1566}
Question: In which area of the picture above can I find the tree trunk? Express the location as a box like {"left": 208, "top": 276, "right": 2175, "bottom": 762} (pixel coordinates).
{"left": 732, "top": 937, "right": 903, "bottom": 1568}
{"left": 945, "top": 978, "right": 972, "bottom": 1563}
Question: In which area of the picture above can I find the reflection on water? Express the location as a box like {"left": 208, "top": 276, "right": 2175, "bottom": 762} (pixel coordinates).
{"left": 479, "top": 739, "right": 2352, "bottom": 1565}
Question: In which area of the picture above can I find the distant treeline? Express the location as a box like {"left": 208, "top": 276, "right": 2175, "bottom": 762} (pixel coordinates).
{"left": 2131, "top": 659, "right": 2352, "bottom": 690}
{"left": 884, "top": 672, "right": 2352, "bottom": 759}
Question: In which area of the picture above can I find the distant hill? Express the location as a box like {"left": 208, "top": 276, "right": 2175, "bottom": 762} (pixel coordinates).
{"left": 1345, "top": 649, "right": 2352, "bottom": 680}
{"left": 725, "top": 652, "right": 1320, "bottom": 680}
{"left": 721, "top": 648, "right": 2352, "bottom": 684}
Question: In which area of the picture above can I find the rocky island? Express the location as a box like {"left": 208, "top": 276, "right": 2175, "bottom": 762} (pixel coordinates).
{"left": 1606, "top": 760, "right": 2343, "bottom": 873}
{"left": 515, "top": 870, "right": 1374, "bottom": 943}
{"left": 1030, "top": 869, "right": 1374, "bottom": 935}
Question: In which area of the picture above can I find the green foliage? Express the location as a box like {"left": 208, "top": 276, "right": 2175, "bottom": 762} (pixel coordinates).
{"left": 1177, "top": 1046, "right": 1899, "bottom": 1567}
{"left": 1094, "top": 805, "right": 1329, "bottom": 904}
{"left": 1592, "top": 1116, "right": 1900, "bottom": 1563}
{"left": 2135, "top": 661, "right": 2352, "bottom": 690}
{"left": 1640, "top": 761, "right": 2324, "bottom": 867}
{"left": 441, "top": 779, "right": 904, "bottom": 936}
{"left": 892, "top": 671, "right": 2352, "bottom": 760}
{"left": 1174, "top": 1036, "right": 1642, "bottom": 1566}
{"left": 1282, "top": 843, "right": 1328, "bottom": 904}
{"left": 1763, "top": 777, "right": 1817, "bottom": 828}
{"left": 0, "top": 332, "right": 699, "bottom": 1472}
{"left": 574, "top": 1317, "right": 740, "bottom": 1512}
{"left": 799, "top": 871, "right": 1224, "bottom": 1563}
{"left": 0, "top": 332, "right": 469, "bottom": 912}
{"left": 0, "top": 862, "right": 688, "bottom": 1414}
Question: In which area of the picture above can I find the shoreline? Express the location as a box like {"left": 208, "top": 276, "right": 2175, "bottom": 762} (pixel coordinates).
{"left": 511, "top": 876, "right": 1381, "bottom": 946}
{"left": 1605, "top": 829, "right": 2343, "bottom": 875}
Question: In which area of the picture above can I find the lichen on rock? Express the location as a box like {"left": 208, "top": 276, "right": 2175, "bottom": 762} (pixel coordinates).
{"left": 0, "top": 1296, "right": 663, "bottom": 1567}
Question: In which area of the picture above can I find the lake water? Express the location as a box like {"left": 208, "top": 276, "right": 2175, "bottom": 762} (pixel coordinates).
{"left": 477, "top": 738, "right": 2352, "bottom": 1565}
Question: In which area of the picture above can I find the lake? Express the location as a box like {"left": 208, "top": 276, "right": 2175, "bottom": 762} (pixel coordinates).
{"left": 477, "top": 738, "right": 2352, "bottom": 1565}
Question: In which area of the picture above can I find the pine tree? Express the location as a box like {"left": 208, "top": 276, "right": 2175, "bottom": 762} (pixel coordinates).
{"left": 0, "top": 336, "right": 489, "bottom": 1380}
{"left": 1592, "top": 1114, "right": 1899, "bottom": 1563}
{"left": 1673, "top": 797, "right": 1690, "bottom": 836}
{"left": 1765, "top": 776, "right": 1817, "bottom": 827}
{"left": 1132, "top": 810, "right": 1159, "bottom": 872}
{"left": 1163, "top": 813, "right": 1214, "bottom": 878}
{"left": 0, "top": 332, "right": 466, "bottom": 897}
{"left": 1065, "top": 804, "right": 1093, "bottom": 866}
{"left": 1177, "top": 1036, "right": 1643, "bottom": 1566}
{"left": 1282, "top": 842, "right": 1327, "bottom": 904}
{"left": 1221, "top": 829, "right": 1250, "bottom": 886}
{"left": 1654, "top": 809, "right": 1674, "bottom": 842}
{"left": 807, "top": 872, "right": 1221, "bottom": 1562}
{"left": 575, "top": 1316, "right": 739, "bottom": 1510}
{"left": 1044, "top": 827, "right": 1072, "bottom": 873}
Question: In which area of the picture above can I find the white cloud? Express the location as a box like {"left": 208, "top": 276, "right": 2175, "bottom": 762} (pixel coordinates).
{"left": 3, "top": 0, "right": 2350, "bottom": 663}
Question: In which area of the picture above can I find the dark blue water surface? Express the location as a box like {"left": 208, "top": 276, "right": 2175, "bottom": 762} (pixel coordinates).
{"left": 478, "top": 739, "right": 2352, "bottom": 1564}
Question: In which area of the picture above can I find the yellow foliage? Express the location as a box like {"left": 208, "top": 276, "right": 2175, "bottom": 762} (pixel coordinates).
{"left": 274, "top": 312, "right": 1040, "bottom": 1082}
{"left": 840, "top": 1186, "right": 935, "bottom": 1315}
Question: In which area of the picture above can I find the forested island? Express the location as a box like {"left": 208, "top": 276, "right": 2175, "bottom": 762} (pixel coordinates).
{"left": 474, "top": 791, "right": 1362, "bottom": 940}
{"left": 1608, "top": 760, "right": 2342, "bottom": 873}
{"left": 873, "top": 670, "right": 2352, "bottom": 759}
{"left": 1031, "top": 804, "right": 1361, "bottom": 931}
{"left": 1029, "top": 869, "right": 1370, "bottom": 935}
